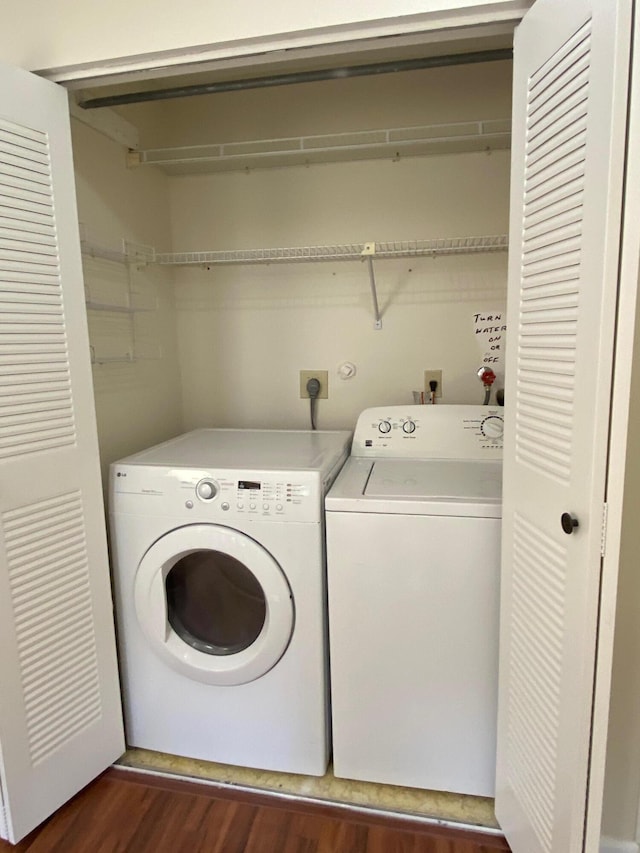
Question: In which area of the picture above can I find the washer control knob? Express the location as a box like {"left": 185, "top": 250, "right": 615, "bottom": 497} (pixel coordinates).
{"left": 481, "top": 415, "right": 504, "bottom": 439}
{"left": 196, "top": 479, "right": 218, "bottom": 500}
{"left": 403, "top": 419, "right": 416, "bottom": 434}
{"left": 378, "top": 420, "right": 392, "bottom": 434}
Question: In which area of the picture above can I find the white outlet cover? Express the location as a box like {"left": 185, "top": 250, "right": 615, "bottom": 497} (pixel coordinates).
{"left": 338, "top": 362, "right": 357, "bottom": 379}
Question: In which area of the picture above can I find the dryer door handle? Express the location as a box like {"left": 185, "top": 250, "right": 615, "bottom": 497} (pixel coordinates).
{"left": 148, "top": 572, "right": 170, "bottom": 641}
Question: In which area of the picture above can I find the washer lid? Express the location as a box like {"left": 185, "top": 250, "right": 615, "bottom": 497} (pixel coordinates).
{"left": 366, "top": 459, "right": 502, "bottom": 502}
{"left": 325, "top": 457, "right": 502, "bottom": 517}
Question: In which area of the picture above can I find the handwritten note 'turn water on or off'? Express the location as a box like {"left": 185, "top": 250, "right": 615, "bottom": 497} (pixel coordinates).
{"left": 473, "top": 310, "right": 507, "bottom": 372}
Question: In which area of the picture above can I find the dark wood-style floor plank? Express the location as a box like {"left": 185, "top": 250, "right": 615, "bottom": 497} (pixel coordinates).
{"left": 0, "top": 769, "right": 511, "bottom": 853}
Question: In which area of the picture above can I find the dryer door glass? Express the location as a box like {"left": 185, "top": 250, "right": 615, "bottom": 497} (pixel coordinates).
{"left": 135, "top": 524, "right": 294, "bottom": 685}
{"left": 166, "top": 550, "right": 266, "bottom": 656}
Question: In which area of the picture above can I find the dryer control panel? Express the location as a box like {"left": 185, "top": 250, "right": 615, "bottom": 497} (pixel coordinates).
{"left": 352, "top": 405, "right": 503, "bottom": 459}
{"left": 110, "top": 465, "right": 328, "bottom": 523}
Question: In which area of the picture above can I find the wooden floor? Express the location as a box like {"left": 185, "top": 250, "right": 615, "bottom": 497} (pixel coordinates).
{"left": 0, "top": 769, "right": 512, "bottom": 852}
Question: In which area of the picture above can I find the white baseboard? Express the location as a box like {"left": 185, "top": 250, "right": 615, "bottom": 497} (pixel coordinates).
{"left": 600, "top": 837, "right": 640, "bottom": 853}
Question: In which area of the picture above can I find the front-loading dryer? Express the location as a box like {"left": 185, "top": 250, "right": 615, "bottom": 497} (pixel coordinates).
{"left": 109, "top": 428, "right": 351, "bottom": 776}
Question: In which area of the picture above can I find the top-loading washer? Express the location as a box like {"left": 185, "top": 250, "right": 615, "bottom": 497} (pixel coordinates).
{"left": 109, "top": 427, "right": 351, "bottom": 776}
{"left": 325, "top": 405, "right": 502, "bottom": 796}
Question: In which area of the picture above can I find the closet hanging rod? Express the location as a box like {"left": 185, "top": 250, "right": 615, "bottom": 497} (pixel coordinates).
{"left": 78, "top": 49, "right": 513, "bottom": 110}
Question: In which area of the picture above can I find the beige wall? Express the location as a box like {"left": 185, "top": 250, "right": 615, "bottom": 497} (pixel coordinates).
{"left": 0, "top": 1, "right": 529, "bottom": 74}
{"left": 151, "top": 64, "right": 511, "bottom": 430}
{"left": 71, "top": 120, "right": 183, "bottom": 487}
{"left": 601, "top": 277, "right": 640, "bottom": 842}
{"left": 170, "top": 154, "right": 509, "bottom": 431}
{"left": 125, "top": 61, "right": 512, "bottom": 149}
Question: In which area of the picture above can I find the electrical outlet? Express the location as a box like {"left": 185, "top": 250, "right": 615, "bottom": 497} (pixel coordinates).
{"left": 424, "top": 370, "right": 443, "bottom": 398}
{"left": 300, "top": 370, "right": 328, "bottom": 399}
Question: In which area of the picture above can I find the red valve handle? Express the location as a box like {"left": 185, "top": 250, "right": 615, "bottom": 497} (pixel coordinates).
{"left": 482, "top": 368, "right": 496, "bottom": 387}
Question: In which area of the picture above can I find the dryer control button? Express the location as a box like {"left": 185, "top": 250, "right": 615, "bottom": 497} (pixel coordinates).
{"left": 221, "top": 502, "right": 230, "bottom": 511}
{"left": 196, "top": 479, "right": 218, "bottom": 500}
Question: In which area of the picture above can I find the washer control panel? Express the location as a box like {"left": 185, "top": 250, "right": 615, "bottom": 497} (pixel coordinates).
{"left": 353, "top": 405, "right": 503, "bottom": 459}
{"left": 111, "top": 466, "right": 326, "bottom": 522}
{"left": 479, "top": 414, "right": 504, "bottom": 440}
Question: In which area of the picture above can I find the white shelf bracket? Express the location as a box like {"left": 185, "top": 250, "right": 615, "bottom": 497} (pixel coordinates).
{"left": 361, "top": 242, "right": 382, "bottom": 330}
{"left": 122, "top": 239, "right": 156, "bottom": 270}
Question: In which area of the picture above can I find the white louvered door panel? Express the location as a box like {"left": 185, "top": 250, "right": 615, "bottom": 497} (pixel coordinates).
{"left": 0, "top": 64, "right": 124, "bottom": 843}
{"left": 497, "top": 2, "right": 632, "bottom": 852}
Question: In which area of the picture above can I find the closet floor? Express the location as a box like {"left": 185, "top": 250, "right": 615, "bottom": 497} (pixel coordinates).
{"left": 1, "top": 768, "right": 510, "bottom": 853}
{"left": 117, "top": 748, "right": 499, "bottom": 831}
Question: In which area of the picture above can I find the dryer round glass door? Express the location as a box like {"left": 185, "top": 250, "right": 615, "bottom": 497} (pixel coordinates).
{"left": 134, "top": 524, "right": 294, "bottom": 685}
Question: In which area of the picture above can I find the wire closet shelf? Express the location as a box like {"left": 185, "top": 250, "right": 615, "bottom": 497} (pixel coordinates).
{"left": 81, "top": 234, "right": 508, "bottom": 331}
{"left": 154, "top": 235, "right": 508, "bottom": 267}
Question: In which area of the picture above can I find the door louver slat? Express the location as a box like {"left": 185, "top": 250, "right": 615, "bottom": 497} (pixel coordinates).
{"left": 0, "top": 205, "right": 53, "bottom": 227}
{"left": 0, "top": 120, "right": 48, "bottom": 148}
{"left": 0, "top": 225, "right": 56, "bottom": 244}
{"left": 516, "top": 23, "right": 591, "bottom": 487}
{"left": 525, "top": 141, "right": 587, "bottom": 191}
{"left": 3, "top": 492, "right": 102, "bottom": 768}
{"left": 0, "top": 140, "right": 50, "bottom": 167}
{"left": 524, "top": 179, "right": 584, "bottom": 219}
{"left": 0, "top": 122, "right": 75, "bottom": 463}
{"left": 527, "top": 103, "right": 589, "bottom": 163}
{"left": 526, "top": 115, "right": 588, "bottom": 171}
{"left": 525, "top": 163, "right": 585, "bottom": 206}
{"left": 528, "top": 71, "right": 589, "bottom": 135}
{"left": 506, "top": 512, "right": 567, "bottom": 852}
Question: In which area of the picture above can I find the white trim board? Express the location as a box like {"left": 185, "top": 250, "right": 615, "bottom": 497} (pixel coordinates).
{"left": 600, "top": 839, "right": 640, "bottom": 853}
{"left": 32, "top": 3, "right": 532, "bottom": 87}
{"left": 68, "top": 99, "right": 139, "bottom": 149}
{"left": 60, "top": 22, "right": 515, "bottom": 91}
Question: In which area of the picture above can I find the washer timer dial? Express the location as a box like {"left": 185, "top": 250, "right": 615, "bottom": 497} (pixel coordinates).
{"left": 480, "top": 415, "right": 504, "bottom": 440}
{"left": 402, "top": 420, "right": 416, "bottom": 434}
{"left": 378, "top": 420, "right": 392, "bottom": 434}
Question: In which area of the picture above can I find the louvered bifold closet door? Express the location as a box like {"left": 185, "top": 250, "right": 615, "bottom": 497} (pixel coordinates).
{"left": 496, "top": 2, "right": 632, "bottom": 853}
{"left": 0, "top": 64, "right": 124, "bottom": 844}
